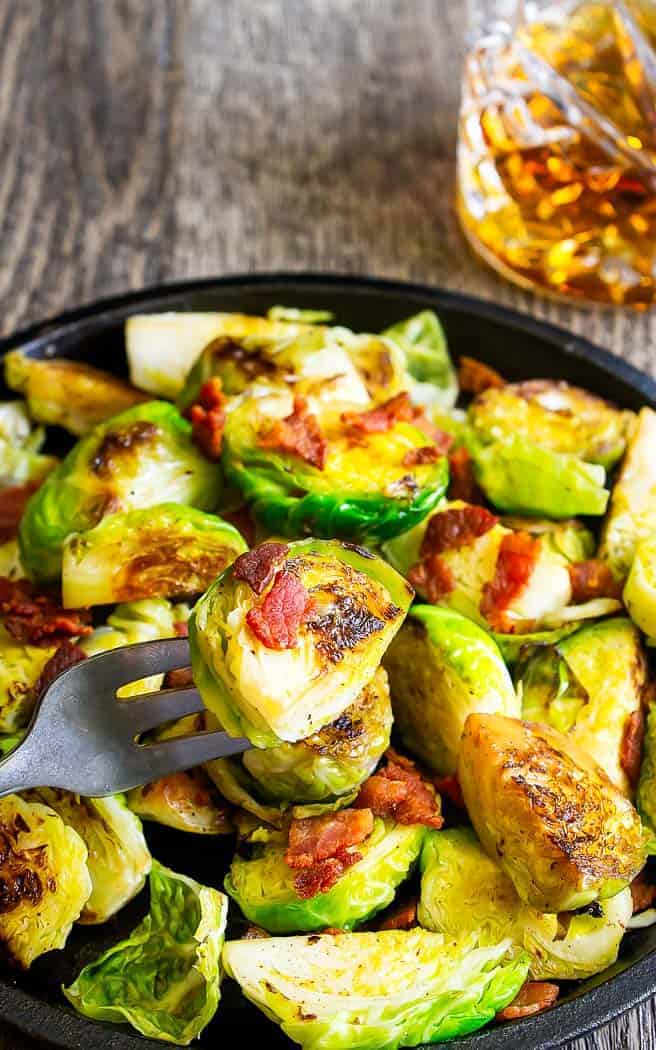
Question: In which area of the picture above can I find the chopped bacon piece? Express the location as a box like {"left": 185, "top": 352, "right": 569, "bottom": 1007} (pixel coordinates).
{"left": 293, "top": 849, "right": 362, "bottom": 899}
{"left": 31, "top": 641, "right": 87, "bottom": 700}
{"left": 409, "top": 408, "right": 454, "bottom": 453}
{"left": 434, "top": 773, "right": 465, "bottom": 811}
{"left": 447, "top": 446, "right": 484, "bottom": 503}
{"left": 341, "top": 393, "right": 414, "bottom": 435}
{"left": 173, "top": 620, "right": 189, "bottom": 638}
{"left": 0, "top": 578, "right": 92, "bottom": 647}
{"left": 285, "top": 809, "right": 375, "bottom": 869}
{"left": 223, "top": 505, "right": 257, "bottom": 547}
{"left": 496, "top": 982, "right": 559, "bottom": 1021}
{"left": 408, "top": 556, "right": 455, "bottom": 603}
{"left": 246, "top": 569, "right": 312, "bottom": 650}
{"left": 163, "top": 667, "right": 194, "bottom": 690}
{"left": 354, "top": 750, "right": 443, "bottom": 829}
{"left": 458, "top": 355, "right": 505, "bottom": 395}
{"left": 421, "top": 506, "right": 498, "bottom": 559}
{"left": 631, "top": 871, "right": 656, "bottom": 914}
{"left": 233, "top": 542, "right": 289, "bottom": 595}
{"left": 621, "top": 709, "right": 645, "bottom": 789}
{"left": 567, "top": 559, "right": 623, "bottom": 603}
{"left": 189, "top": 378, "right": 226, "bottom": 461}
{"left": 480, "top": 532, "right": 541, "bottom": 633}
{"left": 258, "top": 396, "right": 327, "bottom": 470}
{"left": 402, "top": 445, "right": 441, "bottom": 468}
{"left": 0, "top": 481, "right": 42, "bottom": 541}
{"left": 377, "top": 899, "right": 417, "bottom": 931}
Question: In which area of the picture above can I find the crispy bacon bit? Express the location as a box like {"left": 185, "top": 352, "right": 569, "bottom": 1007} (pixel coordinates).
{"left": 567, "top": 559, "right": 623, "bottom": 603}
{"left": 354, "top": 750, "right": 443, "bottom": 829}
{"left": 246, "top": 569, "right": 312, "bottom": 650}
{"left": 292, "top": 850, "right": 362, "bottom": 899}
{"left": 0, "top": 481, "right": 42, "bottom": 541}
{"left": 447, "top": 446, "right": 485, "bottom": 503}
{"left": 285, "top": 809, "right": 375, "bottom": 899}
{"left": 233, "top": 542, "right": 289, "bottom": 595}
{"left": 258, "top": 396, "right": 327, "bottom": 470}
{"left": 163, "top": 667, "right": 194, "bottom": 690}
{"left": 407, "top": 556, "right": 455, "bottom": 603}
{"left": 421, "top": 506, "right": 498, "bottom": 559}
{"left": 31, "top": 641, "right": 87, "bottom": 701}
{"left": 189, "top": 378, "right": 226, "bottom": 461}
{"left": 480, "top": 532, "right": 541, "bottom": 633}
{"left": 173, "top": 620, "right": 189, "bottom": 638}
{"left": 377, "top": 899, "right": 417, "bottom": 931}
{"left": 621, "top": 709, "right": 645, "bottom": 789}
{"left": 0, "top": 578, "right": 92, "bottom": 647}
{"left": 402, "top": 445, "right": 441, "bottom": 468}
{"left": 341, "top": 393, "right": 414, "bottom": 435}
{"left": 434, "top": 773, "right": 465, "bottom": 811}
{"left": 496, "top": 982, "right": 559, "bottom": 1022}
{"left": 409, "top": 408, "right": 454, "bottom": 453}
{"left": 631, "top": 871, "right": 656, "bottom": 914}
{"left": 458, "top": 355, "right": 505, "bottom": 395}
{"left": 223, "top": 505, "right": 257, "bottom": 547}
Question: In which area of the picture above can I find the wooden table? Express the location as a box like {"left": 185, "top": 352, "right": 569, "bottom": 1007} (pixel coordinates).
{"left": 0, "top": 2, "right": 654, "bottom": 1048}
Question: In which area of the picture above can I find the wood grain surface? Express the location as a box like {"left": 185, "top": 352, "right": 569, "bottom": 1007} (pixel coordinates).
{"left": 0, "top": 1, "right": 654, "bottom": 1048}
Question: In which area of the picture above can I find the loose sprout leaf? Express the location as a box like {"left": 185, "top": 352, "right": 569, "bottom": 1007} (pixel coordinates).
{"left": 64, "top": 861, "right": 228, "bottom": 1045}
{"left": 383, "top": 310, "right": 458, "bottom": 411}
{"left": 600, "top": 408, "right": 656, "bottom": 578}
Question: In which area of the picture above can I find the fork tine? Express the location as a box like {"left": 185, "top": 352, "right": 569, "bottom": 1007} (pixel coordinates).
{"left": 119, "top": 687, "right": 205, "bottom": 735}
{"left": 80, "top": 637, "right": 191, "bottom": 691}
{"left": 138, "top": 730, "right": 251, "bottom": 780}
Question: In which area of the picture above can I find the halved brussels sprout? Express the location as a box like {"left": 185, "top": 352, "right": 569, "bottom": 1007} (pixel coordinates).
{"left": 64, "top": 861, "right": 227, "bottom": 1044}
{"left": 189, "top": 538, "right": 412, "bottom": 746}
{"left": 4, "top": 350, "right": 147, "bottom": 435}
{"left": 204, "top": 754, "right": 287, "bottom": 827}
{"left": 383, "top": 605, "right": 519, "bottom": 775}
{"left": 469, "top": 380, "right": 632, "bottom": 468}
{"left": 458, "top": 714, "right": 646, "bottom": 911}
{"left": 26, "top": 790, "right": 151, "bottom": 924}
{"left": 637, "top": 702, "right": 656, "bottom": 837}
{"left": 624, "top": 534, "right": 656, "bottom": 640}
{"left": 223, "top": 389, "right": 448, "bottom": 544}
{"left": 518, "top": 618, "right": 646, "bottom": 795}
{"left": 226, "top": 817, "right": 424, "bottom": 933}
{"left": 0, "top": 794, "right": 91, "bottom": 967}
{"left": 599, "top": 407, "right": 656, "bottom": 579}
{"left": 0, "top": 625, "right": 56, "bottom": 733}
{"left": 223, "top": 929, "right": 530, "bottom": 1050}
{"left": 419, "top": 828, "right": 633, "bottom": 980}
{"left": 61, "top": 503, "right": 247, "bottom": 607}
{"left": 492, "top": 624, "right": 581, "bottom": 665}
{"left": 472, "top": 435, "right": 609, "bottom": 518}
{"left": 18, "top": 401, "right": 221, "bottom": 582}
{"left": 502, "top": 516, "right": 596, "bottom": 563}
{"left": 383, "top": 310, "right": 458, "bottom": 411}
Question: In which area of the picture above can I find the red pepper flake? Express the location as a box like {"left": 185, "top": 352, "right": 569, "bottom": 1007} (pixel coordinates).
{"left": 434, "top": 773, "right": 465, "bottom": 811}
{"left": 458, "top": 356, "right": 505, "bottom": 395}
{"left": 31, "top": 640, "right": 87, "bottom": 701}
{"left": 480, "top": 532, "right": 541, "bottom": 633}
{"left": 407, "top": 556, "right": 455, "bottom": 603}
{"left": 420, "top": 505, "right": 498, "bottom": 558}
{"left": 567, "top": 559, "right": 623, "bottom": 603}
{"left": 233, "top": 542, "right": 289, "bottom": 595}
{"left": 620, "top": 709, "right": 645, "bottom": 790}
{"left": 341, "top": 392, "right": 414, "bottom": 435}
{"left": 246, "top": 569, "right": 312, "bottom": 650}
{"left": 0, "top": 578, "right": 92, "bottom": 647}
{"left": 189, "top": 378, "right": 226, "bottom": 461}
{"left": 447, "top": 446, "right": 485, "bottom": 504}
{"left": 496, "top": 982, "right": 559, "bottom": 1021}
{"left": 258, "top": 396, "right": 327, "bottom": 470}
{"left": 354, "top": 749, "right": 443, "bottom": 829}
{"left": 402, "top": 445, "right": 441, "bottom": 468}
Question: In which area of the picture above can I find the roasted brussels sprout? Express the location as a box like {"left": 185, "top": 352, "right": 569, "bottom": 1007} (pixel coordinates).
{"left": 419, "top": 828, "right": 633, "bottom": 980}
{"left": 0, "top": 794, "right": 91, "bottom": 967}
{"left": 0, "top": 401, "right": 33, "bottom": 445}
{"left": 189, "top": 538, "right": 412, "bottom": 746}
{"left": 383, "top": 605, "right": 519, "bottom": 774}
{"left": 226, "top": 817, "right": 424, "bottom": 933}
{"left": 65, "top": 861, "right": 227, "bottom": 1044}
{"left": 62, "top": 503, "right": 247, "bottom": 607}
{"left": 472, "top": 436, "right": 609, "bottom": 518}
{"left": 623, "top": 534, "right": 656, "bottom": 640}
{"left": 382, "top": 310, "right": 458, "bottom": 411}
{"left": 502, "top": 516, "right": 596, "bottom": 563}
{"left": 4, "top": 351, "right": 147, "bottom": 436}
{"left": 599, "top": 407, "right": 656, "bottom": 579}
{"left": 458, "top": 714, "right": 646, "bottom": 911}
{"left": 0, "top": 625, "right": 56, "bottom": 733}
{"left": 518, "top": 618, "right": 646, "bottom": 795}
{"left": 19, "top": 401, "right": 221, "bottom": 582}
{"left": 0, "top": 539, "right": 25, "bottom": 580}
{"left": 469, "top": 380, "right": 632, "bottom": 469}
{"left": 492, "top": 624, "right": 581, "bottom": 665}
{"left": 27, "top": 790, "right": 151, "bottom": 924}
{"left": 223, "top": 929, "right": 530, "bottom": 1050}
{"left": 223, "top": 388, "right": 448, "bottom": 544}
{"left": 637, "top": 701, "right": 656, "bottom": 838}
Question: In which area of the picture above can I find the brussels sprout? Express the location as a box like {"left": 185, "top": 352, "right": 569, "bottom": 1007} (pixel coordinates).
{"left": 205, "top": 753, "right": 287, "bottom": 827}
{"left": 518, "top": 618, "right": 646, "bottom": 795}
{"left": 637, "top": 702, "right": 656, "bottom": 837}
{"left": 224, "top": 389, "right": 448, "bottom": 544}
{"left": 502, "top": 516, "right": 596, "bottom": 563}
{"left": 0, "top": 794, "right": 91, "bottom": 967}
{"left": 4, "top": 350, "right": 147, "bottom": 436}
{"left": 492, "top": 624, "right": 581, "bottom": 665}
{"left": 223, "top": 929, "right": 530, "bottom": 1050}
{"left": 61, "top": 503, "right": 247, "bottom": 607}
{"left": 0, "top": 539, "right": 24, "bottom": 580}
{"left": 469, "top": 380, "right": 632, "bottom": 468}
{"left": 0, "top": 401, "right": 33, "bottom": 446}
{"left": 383, "top": 605, "right": 519, "bottom": 775}
{"left": 19, "top": 401, "right": 221, "bottom": 582}
{"left": 226, "top": 817, "right": 424, "bottom": 934}
{"left": 190, "top": 538, "right": 412, "bottom": 746}
{"left": 419, "top": 828, "right": 632, "bottom": 981}
{"left": 0, "top": 730, "right": 24, "bottom": 755}
{"left": 623, "top": 534, "right": 656, "bottom": 640}
{"left": 383, "top": 310, "right": 458, "bottom": 411}
{"left": 458, "top": 714, "right": 646, "bottom": 912}
{"left": 472, "top": 435, "right": 609, "bottom": 517}
{"left": 26, "top": 790, "right": 151, "bottom": 924}
{"left": 600, "top": 407, "right": 656, "bottom": 579}
{"left": 0, "top": 625, "right": 56, "bottom": 733}
{"left": 64, "top": 861, "right": 227, "bottom": 1044}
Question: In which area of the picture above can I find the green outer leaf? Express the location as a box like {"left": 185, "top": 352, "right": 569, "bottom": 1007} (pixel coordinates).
{"left": 638, "top": 703, "right": 656, "bottom": 837}
{"left": 225, "top": 819, "right": 425, "bottom": 933}
{"left": 64, "top": 861, "right": 228, "bottom": 1045}
{"left": 383, "top": 310, "right": 458, "bottom": 411}
{"left": 493, "top": 623, "right": 581, "bottom": 664}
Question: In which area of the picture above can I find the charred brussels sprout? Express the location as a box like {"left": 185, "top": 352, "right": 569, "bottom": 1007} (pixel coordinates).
{"left": 62, "top": 503, "right": 246, "bottom": 607}
{"left": 383, "top": 310, "right": 458, "bottom": 411}
{"left": 419, "top": 828, "right": 632, "bottom": 981}
{"left": 624, "top": 534, "right": 656, "bottom": 640}
{"left": 0, "top": 626, "right": 56, "bottom": 733}
{"left": 600, "top": 407, "right": 656, "bottom": 579}
{"left": 469, "top": 380, "right": 632, "bottom": 469}
{"left": 189, "top": 538, "right": 412, "bottom": 747}
{"left": 223, "top": 929, "right": 530, "bottom": 1050}
{"left": 226, "top": 818, "right": 424, "bottom": 934}
{"left": 223, "top": 389, "right": 448, "bottom": 544}
{"left": 64, "top": 861, "right": 227, "bottom": 1044}
{"left": 637, "top": 702, "right": 656, "bottom": 837}
{"left": 19, "top": 402, "right": 221, "bottom": 583}
{"left": 458, "top": 714, "right": 646, "bottom": 912}
{"left": 383, "top": 606, "right": 519, "bottom": 775}
{"left": 0, "top": 794, "right": 91, "bottom": 967}
{"left": 518, "top": 618, "right": 646, "bottom": 795}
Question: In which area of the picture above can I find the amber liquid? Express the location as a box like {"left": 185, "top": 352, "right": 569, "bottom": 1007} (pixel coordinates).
{"left": 457, "top": 0, "right": 656, "bottom": 306}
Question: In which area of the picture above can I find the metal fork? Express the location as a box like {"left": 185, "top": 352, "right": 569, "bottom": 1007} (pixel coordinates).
{"left": 0, "top": 638, "right": 251, "bottom": 797}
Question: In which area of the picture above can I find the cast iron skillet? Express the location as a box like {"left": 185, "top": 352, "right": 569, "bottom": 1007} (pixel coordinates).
{"left": 0, "top": 273, "right": 655, "bottom": 1050}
